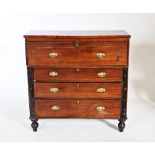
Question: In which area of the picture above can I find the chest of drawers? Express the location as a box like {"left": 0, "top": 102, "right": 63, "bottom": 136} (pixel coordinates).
{"left": 24, "top": 30, "right": 131, "bottom": 132}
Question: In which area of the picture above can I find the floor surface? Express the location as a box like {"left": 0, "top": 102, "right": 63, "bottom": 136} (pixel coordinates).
{"left": 0, "top": 96, "right": 155, "bottom": 141}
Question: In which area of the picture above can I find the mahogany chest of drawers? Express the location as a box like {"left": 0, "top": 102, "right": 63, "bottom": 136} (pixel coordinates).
{"left": 24, "top": 30, "right": 131, "bottom": 132}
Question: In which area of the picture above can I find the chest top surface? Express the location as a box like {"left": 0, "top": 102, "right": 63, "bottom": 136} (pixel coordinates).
{"left": 24, "top": 30, "right": 130, "bottom": 41}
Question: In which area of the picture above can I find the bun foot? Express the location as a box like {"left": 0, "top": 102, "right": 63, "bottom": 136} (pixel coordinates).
{"left": 118, "top": 121, "right": 125, "bottom": 132}
{"left": 31, "top": 120, "right": 39, "bottom": 132}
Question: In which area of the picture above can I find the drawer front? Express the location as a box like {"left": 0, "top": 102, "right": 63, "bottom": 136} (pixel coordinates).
{"left": 35, "top": 99, "right": 121, "bottom": 118}
{"left": 34, "top": 83, "right": 122, "bottom": 99}
{"left": 27, "top": 42, "right": 127, "bottom": 67}
{"left": 34, "top": 68, "right": 122, "bottom": 82}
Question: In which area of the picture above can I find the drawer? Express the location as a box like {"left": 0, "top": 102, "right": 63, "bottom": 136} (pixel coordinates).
{"left": 27, "top": 42, "right": 127, "bottom": 67}
{"left": 34, "top": 83, "right": 122, "bottom": 99}
{"left": 35, "top": 99, "right": 121, "bottom": 118}
{"left": 34, "top": 68, "right": 122, "bottom": 82}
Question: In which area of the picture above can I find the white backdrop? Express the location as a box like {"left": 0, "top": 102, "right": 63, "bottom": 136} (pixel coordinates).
{"left": 0, "top": 13, "right": 155, "bottom": 141}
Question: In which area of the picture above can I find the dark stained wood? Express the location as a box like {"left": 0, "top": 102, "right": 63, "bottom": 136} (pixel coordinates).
{"left": 34, "top": 68, "right": 122, "bottom": 82}
{"left": 27, "top": 68, "right": 38, "bottom": 131}
{"left": 35, "top": 99, "right": 121, "bottom": 118}
{"left": 118, "top": 67, "right": 128, "bottom": 132}
{"left": 34, "top": 83, "right": 122, "bottom": 99}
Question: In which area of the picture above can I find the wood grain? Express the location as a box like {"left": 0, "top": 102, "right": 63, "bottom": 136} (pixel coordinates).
{"left": 24, "top": 30, "right": 130, "bottom": 131}
{"left": 34, "top": 82, "right": 122, "bottom": 99}
{"left": 35, "top": 99, "right": 121, "bottom": 118}
{"left": 27, "top": 42, "right": 127, "bottom": 67}
{"left": 34, "top": 68, "right": 122, "bottom": 82}
{"left": 24, "top": 30, "right": 130, "bottom": 42}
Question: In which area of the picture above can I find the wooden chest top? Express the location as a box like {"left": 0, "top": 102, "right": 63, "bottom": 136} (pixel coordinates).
{"left": 24, "top": 30, "right": 130, "bottom": 41}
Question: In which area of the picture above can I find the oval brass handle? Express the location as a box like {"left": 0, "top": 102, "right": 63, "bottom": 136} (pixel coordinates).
{"left": 97, "top": 72, "right": 106, "bottom": 78}
{"left": 51, "top": 105, "right": 60, "bottom": 111}
{"left": 97, "top": 88, "right": 106, "bottom": 93}
{"left": 49, "top": 52, "right": 58, "bottom": 58}
{"left": 96, "top": 106, "right": 105, "bottom": 112}
{"left": 96, "top": 52, "right": 105, "bottom": 59}
{"left": 49, "top": 71, "right": 58, "bottom": 77}
{"left": 49, "top": 88, "right": 59, "bottom": 93}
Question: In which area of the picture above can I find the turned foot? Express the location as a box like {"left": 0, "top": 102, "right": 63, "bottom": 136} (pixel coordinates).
{"left": 118, "top": 120, "right": 125, "bottom": 132}
{"left": 31, "top": 120, "right": 39, "bottom": 132}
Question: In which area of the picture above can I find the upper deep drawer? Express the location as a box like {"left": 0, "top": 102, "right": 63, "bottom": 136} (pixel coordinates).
{"left": 26, "top": 41, "right": 128, "bottom": 67}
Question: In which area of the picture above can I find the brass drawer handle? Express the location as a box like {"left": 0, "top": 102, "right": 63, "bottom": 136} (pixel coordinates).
{"left": 96, "top": 106, "right": 105, "bottom": 112}
{"left": 49, "top": 71, "right": 58, "bottom": 77}
{"left": 51, "top": 105, "right": 60, "bottom": 111}
{"left": 97, "top": 72, "right": 106, "bottom": 78}
{"left": 97, "top": 88, "right": 106, "bottom": 93}
{"left": 49, "top": 52, "right": 58, "bottom": 58}
{"left": 97, "top": 52, "right": 105, "bottom": 59}
{"left": 49, "top": 88, "right": 59, "bottom": 93}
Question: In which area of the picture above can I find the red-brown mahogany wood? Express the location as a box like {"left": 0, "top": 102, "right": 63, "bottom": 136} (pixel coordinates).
{"left": 34, "top": 82, "right": 122, "bottom": 99}
{"left": 35, "top": 99, "right": 121, "bottom": 118}
{"left": 26, "top": 41, "right": 127, "bottom": 67}
{"left": 24, "top": 30, "right": 130, "bottom": 132}
{"left": 34, "top": 68, "right": 122, "bottom": 82}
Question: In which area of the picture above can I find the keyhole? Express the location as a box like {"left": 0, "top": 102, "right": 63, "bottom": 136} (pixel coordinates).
{"left": 75, "top": 42, "right": 80, "bottom": 48}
